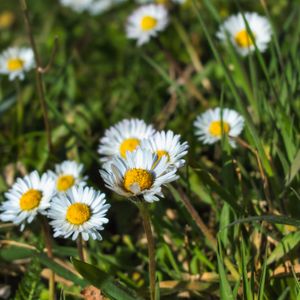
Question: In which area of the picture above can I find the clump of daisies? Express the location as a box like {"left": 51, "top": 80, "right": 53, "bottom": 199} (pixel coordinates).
{"left": 126, "top": 4, "right": 169, "bottom": 46}
{"left": 60, "top": 0, "right": 125, "bottom": 15}
{"left": 194, "top": 107, "right": 245, "bottom": 147}
{"left": 0, "top": 171, "right": 55, "bottom": 230}
{"left": 99, "top": 118, "right": 188, "bottom": 202}
{"left": 0, "top": 47, "right": 34, "bottom": 81}
{"left": 217, "top": 12, "right": 272, "bottom": 56}
{"left": 47, "top": 160, "right": 87, "bottom": 193}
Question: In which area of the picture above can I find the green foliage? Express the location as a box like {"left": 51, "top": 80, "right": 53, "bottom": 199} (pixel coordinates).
{"left": 14, "top": 257, "right": 42, "bottom": 300}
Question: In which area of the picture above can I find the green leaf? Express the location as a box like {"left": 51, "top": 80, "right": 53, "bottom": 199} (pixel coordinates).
{"left": 286, "top": 150, "right": 300, "bottom": 186}
{"left": 267, "top": 231, "right": 300, "bottom": 265}
{"left": 72, "top": 258, "right": 144, "bottom": 300}
{"left": 226, "top": 215, "right": 300, "bottom": 229}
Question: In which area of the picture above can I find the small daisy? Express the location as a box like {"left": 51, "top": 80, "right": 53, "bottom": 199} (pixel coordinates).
{"left": 141, "top": 130, "right": 188, "bottom": 168}
{"left": 217, "top": 12, "right": 272, "bottom": 56}
{"left": 98, "top": 118, "right": 155, "bottom": 163}
{"left": 0, "top": 47, "right": 34, "bottom": 81}
{"left": 60, "top": 0, "right": 125, "bottom": 15}
{"left": 126, "top": 4, "right": 169, "bottom": 46}
{"left": 48, "top": 186, "right": 110, "bottom": 241}
{"left": 100, "top": 148, "right": 178, "bottom": 202}
{"left": 194, "top": 107, "right": 244, "bottom": 147}
{"left": 48, "top": 160, "right": 87, "bottom": 193}
{"left": 0, "top": 171, "right": 55, "bottom": 231}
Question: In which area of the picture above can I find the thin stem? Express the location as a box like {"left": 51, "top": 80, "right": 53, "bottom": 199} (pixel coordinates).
{"left": 138, "top": 201, "right": 156, "bottom": 300}
{"left": 177, "top": 187, "right": 240, "bottom": 281}
{"left": 19, "top": 0, "right": 52, "bottom": 152}
{"left": 77, "top": 235, "right": 85, "bottom": 262}
{"left": 41, "top": 217, "right": 55, "bottom": 300}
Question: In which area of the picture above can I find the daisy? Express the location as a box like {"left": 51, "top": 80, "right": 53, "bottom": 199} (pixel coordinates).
{"left": 194, "top": 107, "right": 244, "bottom": 147}
{"left": 217, "top": 12, "right": 272, "bottom": 56}
{"left": 0, "top": 171, "right": 55, "bottom": 231}
{"left": 126, "top": 4, "right": 169, "bottom": 46}
{"left": 48, "top": 160, "right": 87, "bottom": 193}
{"left": 60, "top": 0, "right": 125, "bottom": 15}
{"left": 48, "top": 186, "right": 110, "bottom": 241}
{"left": 141, "top": 130, "right": 188, "bottom": 168}
{"left": 100, "top": 148, "right": 178, "bottom": 202}
{"left": 98, "top": 118, "right": 155, "bottom": 163}
{"left": 0, "top": 47, "right": 34, "bottom": 81}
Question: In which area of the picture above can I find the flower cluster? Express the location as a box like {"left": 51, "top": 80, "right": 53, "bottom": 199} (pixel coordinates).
{"left": 99, "top": 118, "right": 188, "bottom": 202}
{"left": 0, "top": 161, "right": 110, "bottom": 241}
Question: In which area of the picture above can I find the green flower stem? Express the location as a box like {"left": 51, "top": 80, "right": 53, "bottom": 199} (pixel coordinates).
{"left": 41, "top": 216, "right": 56, "bottom": 300}
{"left": 138, "top": 201, "right": 156, "bottom": 300}
{"left": 77, "top": 235, "right": 85, "bottom": 262}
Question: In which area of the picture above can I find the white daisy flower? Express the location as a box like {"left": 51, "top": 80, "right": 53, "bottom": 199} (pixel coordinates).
{"left": 48, "top": 186, "right": 110, "bottom": 241}
{"left": 194, "top": 107, "right": 245, "bottom": 147}
{"left": 0, "top": 171, "right": 55, "bottom": 231}
{"left": 98, "top": 118, "right": 155, "bottom": 163}
{"left": 217, "top": 12, "right": 272, "bottom": 56}
{"left": 0, "top": 47, "right": 34, "bottom": 81}
{"left": 141, "top": 130, "right": 188, "bottom": 168}
{"left": 60, "top": 0, "right": 125, "bottom": 15}
{"left": 126, "top": 4, "right": 169, "bottom": 46}
{"left": 100, "top": 148, "right": 178, "bottom": 203}
{"left": 48, "top": 160, "right": 87, "bottom": 193}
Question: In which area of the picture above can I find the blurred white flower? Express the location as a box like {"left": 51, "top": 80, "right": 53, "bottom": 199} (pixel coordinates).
{"left": 48, "top": 160, "right": 87, "bottom": 193}
{"left": 48, "top": 186, "right": 110, "bottom": 241}
{"left": 141, "top": 130, "right": 188, "bottom": 168}
{"left": 0, "top": 47, "right": 34, "bottom": 81}
{"left": 0, "top": 171, "right": 55, "bottom": 231}
{"left": 126, "top": 4, "right": 169, "bottom": 46}
{"left": 60, "top": 0, "right": 125, "bottom": 15}
{"left": 217, "top": 12, "right": 272, "bottom": 56}
{"left": 194, "top": 107, "right": 244, "bottom": 147}
{"left": 100, "top": 148, "right": 178, "bottom": 202}
{"left": 98, "top": 118, "right": 155, "bottom": 163}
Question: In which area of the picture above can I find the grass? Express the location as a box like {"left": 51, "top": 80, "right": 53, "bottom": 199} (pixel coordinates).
{"left": 0, "top": 0, "right": 300, "bottom": 299}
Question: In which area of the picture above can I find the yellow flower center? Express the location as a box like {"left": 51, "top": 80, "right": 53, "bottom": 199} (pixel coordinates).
{"left": 0, "top": 11, "right": 15, "bottom": 29}
{"left": 124, "top": 168, "right": 153, "bottom": 193}
{"left": 156, "top": 0, "right": 169, "bottom": 4}
{"left": 234, "top": 29, "right": 255, "bottom": 48}
{"left": 19, "top": 189, "right": 42, "bottom": 211}
{"left": 57, "top": 175, "right": 75, "bottom": 192}
{"left": 209, "top": 121, "right": 230, "bottom": 137}
{"left": 156, "top": 150, "right": 170, "bottom": 161}
{"left": 66, "top": 203, "right": 91, "bottom": 225}
{"left": 7, "top": 58, "right": 24, "bottom": 72}
{"left": 140, "top": 16, "right": 158, "bottom": 31}
{"left": 119, "top": 138, "right": 140, "bottom": 158}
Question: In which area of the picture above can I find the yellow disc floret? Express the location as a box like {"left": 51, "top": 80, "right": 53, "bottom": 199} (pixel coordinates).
{"left": 234, "top": 30, "right": 255, "bottom": 48}
{"left": 209, "top": 121, "right": 230, "bottom": 137}
{"left": 7, "top": 58, "right": 24, "bottom": 72}
{"left": 0, "top": 11, "right": 15, "bottom": 29}
{"left": 120, "top": 138, "right": 140, "bottom": 158}
{"left": 57, "top": 175, "right": 75, "bottom": 192}
{"left": 124, "top": 168, "right": 153, "bottom": 193}
{"left": 156, "top": 150, "right": 170, "bottom": 161}
{"left": 19, "top": 189, "right": 42, "bottom": 211}
{"left": 140, "top": 16, "right": 158, "bottom": 31}
{"left": 66, "top": 203, "right": 91, "bottom": 225}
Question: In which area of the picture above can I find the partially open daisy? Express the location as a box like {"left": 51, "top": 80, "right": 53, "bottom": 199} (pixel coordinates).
{"left": 126, "top": 4, "right": 169, "bottom": 46}
{"left": 98, "top": 118, "right": 155, "bottom": 163}
{"left": 194, "top": 107, "right": 244, "bottom": 147}
{"left": 0, "top": 47, "right": 34, "bottom": 81}
{"left": 60, "top": 0, "right": 125, "bottom": 15}
{"left": 48, "top": 160, "right": 86, "bottom": 193}
{"left": 217, "top": 12, "right": 272, "bottom": 56}
{"left": 100, "top": 148, "right": 178, "bottom": 202}
{"left": 0, "top": 171, "right": 55, "bottom": 231}
{"left": 141, "top": 130, "right": 188, "bottom": 168}
{"left": 48, "top": 186, "right": 110, "bottom": 241}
